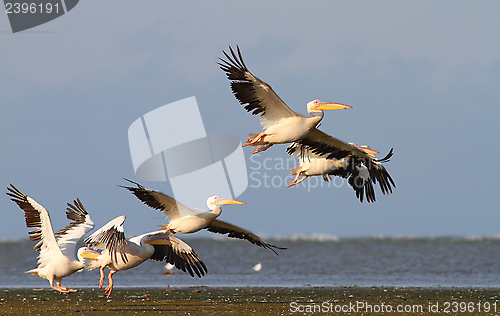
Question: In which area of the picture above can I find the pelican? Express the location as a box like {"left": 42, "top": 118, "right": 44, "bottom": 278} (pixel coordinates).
{"left": 287, "top": 144, "right": 394, "bottom": 203}
{"left": 220, "top": 46, "right": 395, "bottom": 194}
{"left": 285, "top": 126, "right": 396, "bottom": 197}
{"left": 6, "top": 184, "right": 95, "bottom": 293}
{"left": 252, "top": 263, "right": 262, "bottom": 272}
{"left": 83, "top": 215, "right": 207, "bottom": 298}
{"left": 163, "top": 263, "right": 175, "bottom": 275}
{"left": 219, "top": 46, "right": 352, "bottom": 154}
{"left": 120, "top": 179, "right": 286, "bottom": 255}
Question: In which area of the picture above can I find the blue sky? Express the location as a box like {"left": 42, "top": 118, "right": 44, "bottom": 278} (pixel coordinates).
{"left": 1, "top": 1, "right": 499, "bottom": 240}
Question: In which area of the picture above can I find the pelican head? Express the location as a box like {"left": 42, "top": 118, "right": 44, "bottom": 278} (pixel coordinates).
{"left": 207, "top": 196, "right": 246, "bottom": 208}
{"left": 349, "top": 143, "right": 380, "bottom": 158}
{"left": 77, "top": 247, "right": 100, "bottom": 260}
{"left": 145, "top": 234, "right": 174, "bottom": 245}
{"left": 307, "top": 100, "right": 352, "bottom": 115}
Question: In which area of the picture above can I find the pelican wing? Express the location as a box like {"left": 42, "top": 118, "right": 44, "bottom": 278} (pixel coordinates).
{"left": 294, "top": 129, "right": 371, "bottom": 161}
{"left": 295, "top": 129, "right": 395, "bottom": 194}
{"left": 120, "top": 179, "right": 191, "bottom": 221}
{"left": 287, "top": 142, "right": 326, "bottom": 159}
{"left": 366, "top": 148, "right": 396, "bottom": 196}
{"left": 206, "top": 219, "right": 286, "bottom": 256}
{"left": 147, "top": 231, "right": 207, "bottom": 278}
{"left": 347, "top": 162, "right": 376, "bottom": 203}
{"left": 323, "top": 158, "right": 377, "bottom": 203}
{"left": 84, "top": 215, "right": 128, "bottom": 264}
{"left": 54, "top": 198, "right": 95, "bottom": 258}
{"left": 291, "top": 137, "right": 396, "bottom": 197}
{"left": 219, "top": 46, "right": 299, "bottom": 129}
{"left": 290, "top": 145, "right": 377, "bottom": 203}
{"left": 7, "top": 184, "right": 62, "bottom": 266}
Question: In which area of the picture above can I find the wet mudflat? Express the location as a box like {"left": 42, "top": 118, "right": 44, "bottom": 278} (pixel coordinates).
{"left": 1, "top": 287, "right": 499, "bottom": 315}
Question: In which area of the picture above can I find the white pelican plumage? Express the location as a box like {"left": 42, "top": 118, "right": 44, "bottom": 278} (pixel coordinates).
{"left": 83, "top": 215, "right": 206, "bottom": 298}
{"left": 6, "top": 184, "right": 95, "bottom": 293}
{"left": 120, "top": 179, "right": 286, "bottom": 255}
{"left": 219, "top": 46, "right": 352, "bottom": 154}
{"left": 286, "top": 128, "right": 396, "bottom": 197}
{"left": 252, "top": 263, "right": 262, "bottom": 272}
{"left": 219, "top": 46, "right": 395, "bottom": 195}
{"left": 287, "top": 144, "right": 394, "bottom": 203}
{"left": 163, "top": 263, "right": 175, "bottom": 275}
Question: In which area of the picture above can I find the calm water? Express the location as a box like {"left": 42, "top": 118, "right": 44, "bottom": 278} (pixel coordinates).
{"left": 1, "top": 235, "right": 500, "bottom": 289}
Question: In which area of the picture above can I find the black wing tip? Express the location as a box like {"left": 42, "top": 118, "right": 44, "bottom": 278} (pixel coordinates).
{"left": 66, "top": 198, "right": 88, "bottom": 215}
{"left": 158, "top": 244, "right": 207, "bottom": 279}
{"left": 7, "top": 183, "right": 19, "bottom": 192}
{"left": 220, "top": 45, "right": 247, "bottom": 72}
{"left": 377, "top": 148, "right": 394, "bottom": 163}
{"left": 267, "top": 243, "right": 287, "bottom": 256}
{"left": 121, "top": 178, "right": 143, "bottom": 187}
{"left": 118, "top": 178, "right": 146, "bottom": 191}
{"left": 6, "top": 183, "right": 24, "bottom": 199}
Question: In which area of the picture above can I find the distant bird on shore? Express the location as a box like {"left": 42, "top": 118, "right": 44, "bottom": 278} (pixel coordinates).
{"left": 163, "top": 263, "right": 175, "bottom": 275}
{"left": 83, "top": 215, "right": 206, "bottom": 298}
{"left": 6, "top": 184, "right": 96, "bottom": 294}
{"left": 252, "top": 263, "right": 262, "bottom": 272}
{"left": 219, "top": 45, "right": 352, "bottom": 154}
{"left": 120, "top": 178, "right": 286, "bottom": 255}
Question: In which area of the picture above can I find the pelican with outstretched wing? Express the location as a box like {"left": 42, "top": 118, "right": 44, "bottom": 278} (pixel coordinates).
{"left": 6, "top": 184, "right": 95, "bottom": 293}
{"left": 288, "top": 129, "right": 396, "bottom": 197}
{"left": 83, "top": 215, "right": 206, "bottom": 298}
{"left": 219, "top": 45, "right": 352, "bottom": 153}
{"left": 120, "top": 179, "right": 286, "bottom": 255}
{"left": 219, "top": 46, "right": 395, "bottom": 196}
{"left": 287, "top": 143, "right": 394, "bottom": 203}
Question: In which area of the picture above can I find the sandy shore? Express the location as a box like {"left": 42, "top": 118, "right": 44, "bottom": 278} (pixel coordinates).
{"left": 1, "top": 287, "right": 499, "bottom": 315}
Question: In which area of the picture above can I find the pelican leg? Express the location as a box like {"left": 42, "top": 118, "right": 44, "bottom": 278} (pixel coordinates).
{"left": 293, "top": 175, "right": 309, "bottom": 186}
{"left": 104, "top": 271, "right": 116, "bottom": 298}
{"left": 251, "top": 144, "right": 272, "bottom": 153}
{"left": 50, "top": 284, "right": 67, "bottom": 294}
{"left": 287, "top": 170, "right": 303, "bottom": 187}
{"left": 98, "top": 267, "right": 105, "bottom": 290}
{"left": 49, "top": 279, "right": 69, "bottom": 294}
{"left": 56, "top": 280, "right": 78, "bottom": 293}
{"left": 243, "top": 132, "right": 266, "bottom": 147}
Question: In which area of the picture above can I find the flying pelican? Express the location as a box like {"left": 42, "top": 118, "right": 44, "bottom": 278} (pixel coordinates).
{"left": 287, "top": 144, "right": 394, "bottom": 203}
{"left": 219, "top": 45, "right": 352, "bottom": 154}
{"left": 83, "top": 215, "right": 207, "bottom": 298}
{"left": 6, "top": 184, "right": 95, "bottom": 293}
{"left": 286, "top": 127, "right": 396, "bottom": 196}
{"left": 120, "top": 179, "right": 286, "bottom": 255}
{"left": 220, "top": 46, "right": 395, "bottom": 194}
